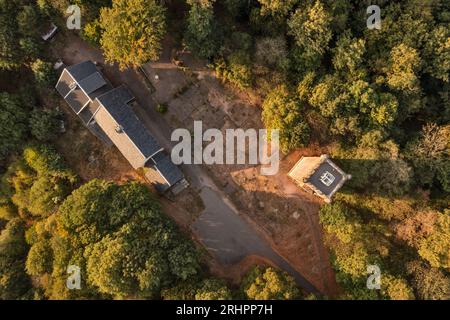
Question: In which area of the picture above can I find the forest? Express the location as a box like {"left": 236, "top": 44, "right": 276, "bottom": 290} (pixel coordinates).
{"left": 0, "top": 0, "right": 449, "bottom": 300}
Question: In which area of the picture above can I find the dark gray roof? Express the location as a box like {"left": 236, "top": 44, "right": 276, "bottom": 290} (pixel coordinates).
{"left": 78, "top": 72, "right": 107, "bottom": 95}
{"left": 56, "top": 61, "right": 185, "bottom": 192}
{"left": 97, "top": 85, "right": 134, "bottom": 106}
{"left": 96, "top": 86, "right": 162, "bottom": 158}
{"left": 306, "top": 161, "right": 345, "bottom": 197}
{"left": 66, "top": 61, "right": 98, "bottom": 82}
{"left": 151, "top": 151, "right": 184, "bottom": 186}
{"left": 56, "top": 62, "right": 111, "bottom": 120}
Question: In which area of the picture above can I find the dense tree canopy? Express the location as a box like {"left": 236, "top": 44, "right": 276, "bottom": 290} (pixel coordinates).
{"left": 161, "top": 278, "right": 232, "bottom": 300}
{"left": 0, "top": 218, "right": 31, "bottom": 299}
{"left": 417, "top": 212, "right": 450, "bottom": 270}
{"left": 0, "top": 1, "right": 43, "bottom": 69}
{"left": 6, "top": 145, "right": 78, "bottom": 218}
{"left": 0, "top": 93, "right": 29, "bottom": 161}
{"left": 24, "top": 180, "right": 200, "bottom": 299}
{"left": 184, "top": 0, "right": 221, "bottom": 59}
{"left": 100, "top": 0, "right": 166, "bottom": 69}
{"left": 405, "top": 123, "right": 450, "bottom": 192}
{"left": 31, "top": 59, "right": 57, "bottom": 88}
{"left": 262, "top": 85, "right": 310, "bottom": 153}
{"left": 240, "top": 266, "right": 301, "bottom": 300}
{"left": 406, "top": 260, "right": 450, "bottom": 300}
{"left": 29, "top": 108, "right": 61, "bottom": 142}
{"left": 320, "top": 197, "right": 449, "bottom": 300}
{"left": 0, "top": 0, "right": 449, "bottom": 301}
{"left": 195, "top": 279, "right": 232, "bottom": 300}
{"left": 288, "top": 1, "right": 332, "bottom": 57}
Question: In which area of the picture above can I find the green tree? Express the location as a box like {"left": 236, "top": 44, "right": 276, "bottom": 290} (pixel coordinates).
{"left": 17, "top": 5, "right": 41, "bottom": 38}
{"left": 406, "top": 261, "right": 450, "bottom": 300}
{"left": 0, "top": 202, "right": 17, "bottom": 220}
{"left": 0, "top": 2, "right": 44, "bottom": 69}
{"left": 224, "top": 0, "right": 250, "bottom": 18}
{"left": 25, "top": 239, "right": 53, "bottom": 276}
{"left": 405, "top": 123, "right": 450, "bottom": 192}
{"left": 0, "top": 93, "right": 29, "bottom": 161}
{"left": 82, "top": 18, "right": 103, "bottom": 46}
{"left": 53, "top": 180, "right": 199, "bottom": 298}
{"left": 161, "top": 278, "right": 231, "bottom": 300}
{"left": 257, "top": 0, "right": 298, "bottom": 16}
{"left": 240, "top": 266, "right": 301, "bottom": 300}
{"left": 334, "top": 271, "right": 379, "bottom": 300}
{"left": 195, "top": 279, "right": 232, "bottom": 300}
{"left": 424, "top": 26, "right": 450, "bottom": 82}
{"left": 38, "top": 0, "right": 70, "bottom": 16}
{"left": 9, "top": 145, "right": 77, "bottom": 218}
{"left": 287, "top": 1, "right": 332, "bottom": 57}
{"left": 29, "top": 109, "right": 61, "bottom": 141}
{"left": 100, "top": 0, "right": 166, "bottom": 69}
{"left": 333, "top": 242, "right": 369, "bottom": 278}
{"left": 249, "top": 7, "right": 285, "bottom": 37}
{"left": 215, "top": 51, "right": 252, "bottom": 89}
{"left": 332, "top": 31, "right": 366, "bottom": 72}
{"left": 262, "top": 85, "right": 310, "bottom": 153}
{"left": 31, "top": 59, "right": 57, "bottom": 87}
{"left": 386, "top": 44, "right": 422, "bottom": 93}
{"left": 86, "top": 236, "right": 136, "bottom": 296}
{"left": 319, "top": 203, "right": 362, "bottom": 244}
{"left": 0, "top": 9, "right": 20, "bottom": 69}
{"left": 184, "top": 0, "right": 221, "bottom": 59}
{"left": 19, "top": 38, "right": 40, "bottom": 58}
{"left": 381, "top": 275, "right": 415, "bottom": 300}
{"left": 418, "top": 212, "right": 450, "bottom": 270}
{"left": 0, "top": 219, "right": 31, "bottom": 299}
{"left": 160, "top": 281, "right": 198, "bottom": 300}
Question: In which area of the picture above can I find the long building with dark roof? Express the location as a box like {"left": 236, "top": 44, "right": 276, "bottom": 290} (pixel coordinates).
{"left": 55, "top": 60, "right": 186, "bottom": 193}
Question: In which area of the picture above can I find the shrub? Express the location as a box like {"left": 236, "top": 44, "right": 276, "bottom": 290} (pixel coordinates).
{"left": 29, "top": 109, "right": 61, "bottom": 141}
{"left": 240, "top": 266, "right": 301, "bottom": 300}
{"left": 31, "top": 59, "right": 57, "bottom": 87}
{"left": 255, "top": 36, "right": 288, "bottom": 70}
{"left": 82, "top": 18, "right": 103, "bottom": 46}
{"left": 216, "top": 51, "right": 252, "bottom": 89}
{"left": 156, "top": 103, "right": 168, "bottom": 114}
{"left": 195, "top": 279, "right": 232, "bottom": 300}
{"left": 262, "top": 85, "right": 310, "bottom": 153}
{"left": 25, "top": 239, "right": 53, "bottom": 276}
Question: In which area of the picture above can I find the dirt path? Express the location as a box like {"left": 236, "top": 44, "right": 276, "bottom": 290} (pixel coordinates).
{"left": 193, "top": 186, "right": 320, "bottom": 294}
